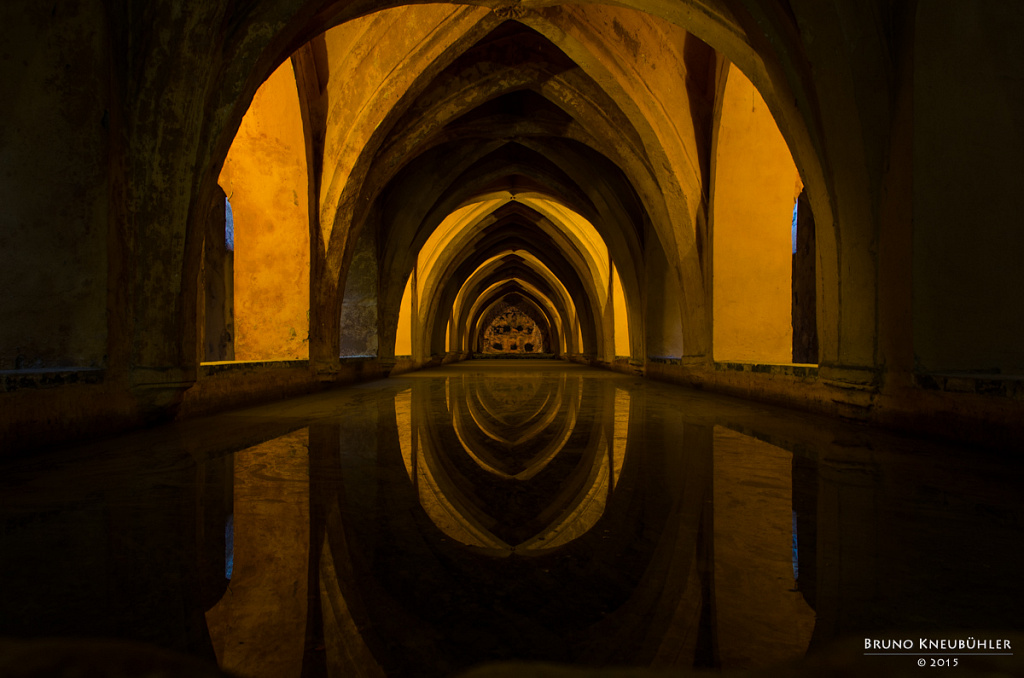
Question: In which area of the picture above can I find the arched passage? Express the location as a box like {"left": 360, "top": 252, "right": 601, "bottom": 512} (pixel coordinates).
{"left": 6, "top": 0, "right": 1022, "bottom": 462}
{"left": 174, "top": 0, "right": 876, "bottom": 425}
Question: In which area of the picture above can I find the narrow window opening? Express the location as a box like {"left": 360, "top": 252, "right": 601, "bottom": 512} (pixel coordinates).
{"left": 791, "top": 199, "right": 799, "bottom": 255}
{"left": 202, "top": 190, "right": 235, "bottom": 361}
{"left": 225, "top": 197, "right": 235, "bottom": 252}
{"left": 791, "top": 189, "right": 818, "bottom": 364}
{"left": 225, "top": 513, "right": 235, "bottom": 580}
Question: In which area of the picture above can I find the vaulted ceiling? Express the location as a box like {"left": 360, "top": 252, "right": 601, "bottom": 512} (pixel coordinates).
{"left": 261, "top": 5, "right": 722, "bottom": 363}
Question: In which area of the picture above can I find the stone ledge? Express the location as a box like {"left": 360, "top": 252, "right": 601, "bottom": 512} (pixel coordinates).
{"left": 914, "top": 372, "right": 1024, "bottom": 398}
{"left": 199, "top": 360, "right": 309, "bottom": 376}
{"left": 715, "top": 361, "right": 818, "bottom": 379}
{"left": 0, "top": 367, "right": 104, "bottom": 393}
{"left": 470, "top": 352, "right": 558, "bottom": 359}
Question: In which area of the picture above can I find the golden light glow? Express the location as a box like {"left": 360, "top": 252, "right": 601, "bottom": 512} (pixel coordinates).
{"left": 517, "top": 196, "right": 610, "bottom": 303}
{"left": 452, "top": 375, "right": 579, "bottom": 480}
{"left": 425, "top": 193, "right": 610, "bottom": 302}
{"left": 392, "top": 376, "right": 631, "bottom": 554}
{"left": 399, "top": 191, "right": 625, "bottom": 358}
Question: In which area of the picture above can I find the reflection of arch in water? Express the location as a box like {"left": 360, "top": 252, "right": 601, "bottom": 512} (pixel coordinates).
{"left": 322, "top": 385, "right": 725, "bottom": 673}
{"left": 395, "top": 377, "right": 630, "bottom": 553}
{"left": 468, "top": 373, "right": 554, "bottom": 442}
{"left": 453, "top": 373, "right": 577, "bottom": 479}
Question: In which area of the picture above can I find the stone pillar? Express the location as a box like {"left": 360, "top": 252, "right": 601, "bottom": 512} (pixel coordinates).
{"left": 203, "top": 188, "right": 234, "bottom": 362}
{"left": 792, "top": 189, "right": 818, "bottom": 364}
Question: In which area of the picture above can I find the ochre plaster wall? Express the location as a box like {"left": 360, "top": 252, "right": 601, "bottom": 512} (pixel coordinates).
{"left": 0, "top": 1, "right": 109, "bottom": 370}
{"left": 395, "top": 274, "right": 414, "bottom": 357}
{"left": 612, "top": 265, "right": 630, "bottom": 358}
{"left": 219, "top": 62, "right": 309, "bottom": 361}
{"left": 712, "top": 66, "right": 801, "bottom": 364}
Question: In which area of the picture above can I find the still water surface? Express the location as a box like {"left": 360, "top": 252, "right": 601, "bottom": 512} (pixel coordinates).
{"left": 1, "top": 361, "right": 1021, "bottom": 676}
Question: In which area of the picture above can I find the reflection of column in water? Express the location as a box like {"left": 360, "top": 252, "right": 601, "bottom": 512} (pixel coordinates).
{"left": 523, "top": 385, "right": 631, "bottom": 550}
{"left": 204, "top": 429, "right": 310, "bottom": 678}
{"left": 574, "top": 407, "right": 714, "bottom": 669}
{"left": 312, "top": 415, "right": 391, "bottom": 678}
{"left": 317, "top": 503, "right": 386, "bottom": 678}
{"left": 395, "top": 388, "right": 414, "bottom": 482}
{"left": 711, "top": 427, "right": 815, "bottom": 669}
{"left": 611, "top": 387, "right": 630, "bottom": 490}
{"left": 791, "top": 453, "right": 817, "bottom": 612}
{"left": 225, "top": 514, "right": 234, "bottom": 580}
{"left": 792, "top": 511, "right": 799, "bottom": 580}
{"left": 197, "top": 447, "right": 233, "bottom": 610}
